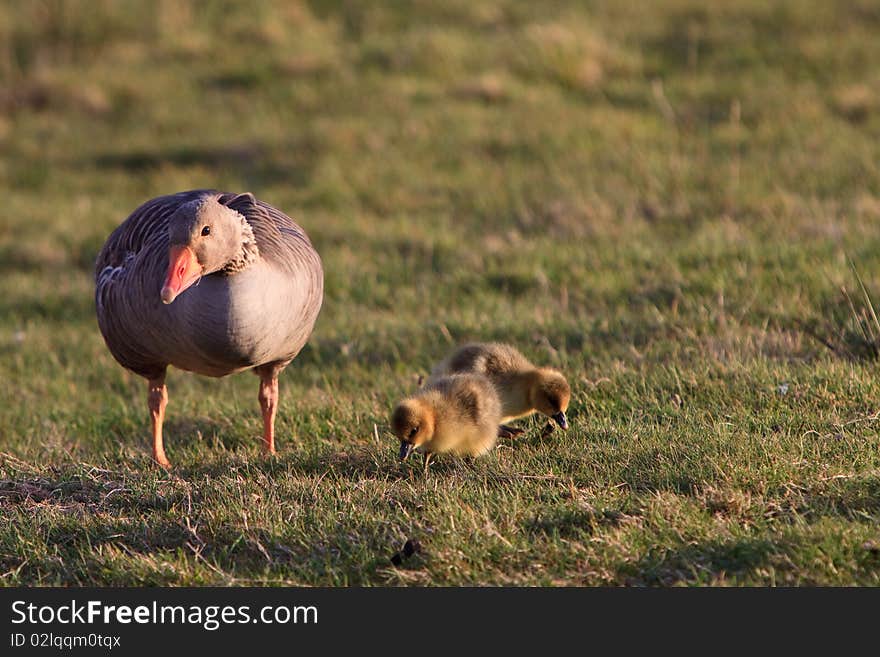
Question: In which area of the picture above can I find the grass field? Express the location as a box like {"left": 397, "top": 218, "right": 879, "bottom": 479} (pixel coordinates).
{"left": 3, "top": 0, "right": 880, "bottom": 586}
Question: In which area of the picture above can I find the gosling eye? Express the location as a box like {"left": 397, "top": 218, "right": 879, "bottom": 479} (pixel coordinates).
{"left": 409, "top": 426, "right": 419, "bottom": 438}
{"left": 201, "top": 225, "right": 211, "bottom": 236}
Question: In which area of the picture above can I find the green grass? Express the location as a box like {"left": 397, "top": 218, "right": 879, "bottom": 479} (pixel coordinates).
{"left": 3, "top": 0, "right": 880, "bottom": 585}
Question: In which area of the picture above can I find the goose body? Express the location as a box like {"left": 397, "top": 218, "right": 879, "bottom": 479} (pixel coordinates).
{"left": 95, "top": 190, "right": 323, "bottom": 467}
{"left": 392, "top": 373, "right": 502, "bottom": 466}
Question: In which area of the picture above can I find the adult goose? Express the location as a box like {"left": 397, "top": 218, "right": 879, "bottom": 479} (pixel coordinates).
{"left": 95, "top": 190, "right": 323, "bottom": 468}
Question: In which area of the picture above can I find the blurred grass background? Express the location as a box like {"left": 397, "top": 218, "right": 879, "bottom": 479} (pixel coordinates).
{"left": 3, "top": 0, "right": 880, "bottom": 585}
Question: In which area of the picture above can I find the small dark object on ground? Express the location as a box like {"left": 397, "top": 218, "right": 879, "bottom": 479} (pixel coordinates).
{"left": 541, "top": 422, "right": 555, "bottom": 438}
{"left": 391, "top": 538, "right": 422, "bottom": 566}
{"left": 403, "top": 538, "right": 421, "bottom": 557}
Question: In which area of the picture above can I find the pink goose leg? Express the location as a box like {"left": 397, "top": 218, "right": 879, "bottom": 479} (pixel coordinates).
{"left": 148, "top": 374, "right": 170, "bottom": 469}
{"left": 258, "top": 374, "right": 279, "bottom": 455}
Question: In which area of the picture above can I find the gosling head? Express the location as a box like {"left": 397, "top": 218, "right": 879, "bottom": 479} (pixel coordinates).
{"left": 391, "top": 399, "right": 436, "bottom": 460}
{"left": 161, "top": 197, "right": 250, "bottom": 304}
{"left": 530, "top": 368, "right": 571, "bottom": 430}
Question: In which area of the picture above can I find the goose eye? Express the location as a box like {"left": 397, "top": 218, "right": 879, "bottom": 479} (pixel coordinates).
{"left": 409, "top": 427, "right": 419, "bottom": 438}
{"left": 201, "top": 226, "right": 211, "bottom": 236}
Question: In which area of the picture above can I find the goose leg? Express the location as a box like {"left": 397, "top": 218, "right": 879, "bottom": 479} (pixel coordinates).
{"left": 258, "top": 374, "right": 279, "bottom": 455}
{"left": 498, "top": 424, "right": 525, "bottom": 439}
{"left": 148, "top": 374, "right": 170, "bottom": 469}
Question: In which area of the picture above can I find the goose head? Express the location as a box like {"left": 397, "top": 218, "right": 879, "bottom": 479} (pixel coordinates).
{"left": 391, "top": 398, "right": 436, "bottom": 460}
{"left": 529, "top": 368, "right": 571, "bottom": 429}
{"left": 161, "top": 197, "right": 250, "bottom": 304}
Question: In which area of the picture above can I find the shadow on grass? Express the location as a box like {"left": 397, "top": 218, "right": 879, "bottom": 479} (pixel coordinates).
{"left": 526, "top": 503, "right": 625, "bottom": 539}
{"left": 175, "top": 445, "right": 413, "bottom": 484}
{"left": 789, "top": 475, "right": 880, "bottom": 522}
{"left": 172, "top": 437, "right": 487, "bottom": 485}
{"left": 617, "top": 451, "right": 703, "bottom": 496}
{"left": 0, "top": 465, "right": 294, "bottom": 584}
{"left": 0, "top": 454, "right": 405, "bottom": 585}
{"left": 796, "top": 288, "right": 880, "bottom": 362}
{"left": 162, "top": 417, "right": 250, "bottom": 452}
{"left": 0, "top": 473, "right": 187, "bottom": 514}
{"left": 621, "top": 536, "right": 779, "bottom": 585}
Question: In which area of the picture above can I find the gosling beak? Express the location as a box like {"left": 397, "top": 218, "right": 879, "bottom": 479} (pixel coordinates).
{"left": 399, "top": 441, "right": 414, "bottom": 461}
{"left": 552, "top": 411, "right": 568, "bottom": 430}
{"left": 161, "top": 245, "right": 201, "bottom": 305}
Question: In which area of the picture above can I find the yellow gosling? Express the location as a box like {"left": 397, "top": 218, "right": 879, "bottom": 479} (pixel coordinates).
{"left": 429, "top": 342, "right": 571, "bottom": 432}
{"left": 391, "top": 374, "right": 503, "bottom": 469}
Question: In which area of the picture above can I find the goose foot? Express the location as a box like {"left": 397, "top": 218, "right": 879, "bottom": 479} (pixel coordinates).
{"left": 498, "top": 424, "right": 525, "bottom": 439}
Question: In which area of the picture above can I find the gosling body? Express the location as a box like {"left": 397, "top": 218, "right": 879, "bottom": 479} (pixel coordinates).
{"left": 429, "top": 342, "right": 570, "bottom": 429}
{"left": 392, "top": 374, "right": 502, "bottom": 461}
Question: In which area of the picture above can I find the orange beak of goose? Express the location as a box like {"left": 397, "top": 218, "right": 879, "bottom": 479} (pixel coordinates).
{"left": 161, "top": 245, "right": 201, "bottom": 305}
